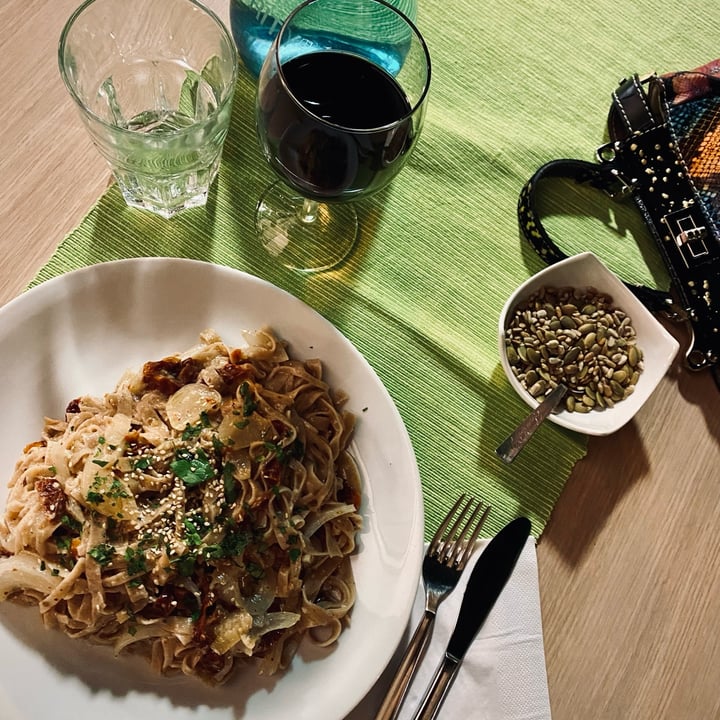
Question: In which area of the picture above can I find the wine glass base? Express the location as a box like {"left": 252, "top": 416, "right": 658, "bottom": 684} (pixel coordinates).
{"left": 255, "top": 182, "right": 358, "bottom": 272}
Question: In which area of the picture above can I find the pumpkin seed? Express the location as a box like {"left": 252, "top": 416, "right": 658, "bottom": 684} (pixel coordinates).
{"left": 628, "top": 345, "right": 639, "bottom": 367}
{"left": 564, "top": 346, "right": 581, "bottom": 364}
{"left": 503, "top": 284, "right": 644, "bottom": 413}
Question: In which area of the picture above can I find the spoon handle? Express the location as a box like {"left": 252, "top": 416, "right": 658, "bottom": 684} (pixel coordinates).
{"left": 495, "top": 383, "right": 568, "bottom": 464}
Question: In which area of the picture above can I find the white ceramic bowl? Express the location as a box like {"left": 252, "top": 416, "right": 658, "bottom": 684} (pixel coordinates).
{"left": 498, "top": 252, "right": 679, "bottom": 435}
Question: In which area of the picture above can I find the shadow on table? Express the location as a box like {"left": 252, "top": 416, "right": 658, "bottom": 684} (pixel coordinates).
{"left": 540, "top": 321, "right": 720, "bottom": 568}
{"left": 669, "top": 321, "right": 720, "bottom": 442}
{"left": 541, "top": 418, "right": 648, "bottom": 567}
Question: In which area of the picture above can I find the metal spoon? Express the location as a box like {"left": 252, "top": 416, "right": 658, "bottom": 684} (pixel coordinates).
{"left": 495, "top": 383, "right": 568, "bottom": 464}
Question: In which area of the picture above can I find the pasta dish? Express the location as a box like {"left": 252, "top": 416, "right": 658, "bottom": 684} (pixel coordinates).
{"left": 0, "top": 328, "right": 362, "bottom": 684}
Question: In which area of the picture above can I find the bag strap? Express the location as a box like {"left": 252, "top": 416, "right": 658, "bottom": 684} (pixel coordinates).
{"left": 516, "top": 157, "right": 674, "bottom": 314}
{"left": 518, "top": 70, "right": 720, "bottom": 386}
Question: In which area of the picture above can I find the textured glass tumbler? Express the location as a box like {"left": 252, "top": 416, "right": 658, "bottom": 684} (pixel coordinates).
{"left": 59, "top": 0, "right": 239, "bottom": 218}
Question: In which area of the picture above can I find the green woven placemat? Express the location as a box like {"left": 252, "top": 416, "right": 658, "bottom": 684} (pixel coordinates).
{"left": 31, "top": 0, "right": 715, "bottom": 538}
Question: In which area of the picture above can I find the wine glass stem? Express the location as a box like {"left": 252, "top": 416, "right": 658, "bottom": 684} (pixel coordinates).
{"left": 299, "top": 198, "right": 318, "bottom": 224}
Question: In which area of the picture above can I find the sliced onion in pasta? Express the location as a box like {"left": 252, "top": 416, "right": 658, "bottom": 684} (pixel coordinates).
{"left": 0, "top": 328, "right": 362, "bottom": 684}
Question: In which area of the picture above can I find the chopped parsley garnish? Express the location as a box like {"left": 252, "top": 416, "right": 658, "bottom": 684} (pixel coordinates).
{"left": 221, "top": 527, "right": 250, "bottom": 557}
{"left": 92, "top": 459, "right": 109, "bottom": 467}
{"left": 86, "top": 476, "right": 129, "bottom": 505}
{"left": 182, "top": 425, "right": 201, "bottom": 440}
{"left": 222, "top": 461, "right": 238, "bottom": 503}
{"left": 171, "top": 448, "right": 215, "bottom": 486}
{"left": 106, "top": 478, "right": 130, "bottom": 499}
{"left": 183, "top": 517, "right": 204, "bottom": 546}
{"left": 173, "top": 553, "right": 197, "bottom": 577}
{"left": 60, "top": 514, "right": 82, "bottom": 533}
{"left": 137, "top": 531, "right": 161, "bottom": 551}
{"left": 246, "top": 561, "right": 264, "bottom": 579}
{"left": 88, "top": 543, "right": 116, "bottom": 566}
{"left": 263, "top": 439, "right": 304, "bottom": 465}
{"left": 125, "top": 546, "right": 147, "bottom": 576}
{"left": 204, "top": 526, "right": 250, "bottom": 559}
{"left": 106, "top": 517, "right": 119, "bottom": 541}
{"left": 289, "top": 548, "right": 301, "bottom": 563}
{"left": 239, "top": 382, "right": 257, "bottom": 416}
{"left": 134, "top": 457, "right": 151, "bottom": 470}
{"left": 181, "top": 413, "right": 210, "bottom": 440}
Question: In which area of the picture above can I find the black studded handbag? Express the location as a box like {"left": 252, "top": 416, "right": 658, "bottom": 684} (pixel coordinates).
{"left": 518, "top": 59, "right": 720, "bottom": 387}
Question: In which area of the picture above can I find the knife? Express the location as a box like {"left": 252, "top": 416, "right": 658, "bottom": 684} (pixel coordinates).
{"left": 409, "top": 516, "right": 532, "bottom": 720}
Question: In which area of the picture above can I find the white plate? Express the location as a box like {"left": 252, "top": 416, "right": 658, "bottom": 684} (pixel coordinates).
{"left": 0, "top": 258, "right": 424, "bottom": 720}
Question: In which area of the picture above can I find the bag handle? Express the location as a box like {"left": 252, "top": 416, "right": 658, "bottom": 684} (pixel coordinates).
{"left": 516, "top": 157, "right": 675, "bottom": 314}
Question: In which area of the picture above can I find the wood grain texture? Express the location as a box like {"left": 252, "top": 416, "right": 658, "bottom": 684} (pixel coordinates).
{"left": 0, "top": 1, "right": 110, "bottom": 302}
{"left": 2, "top": 2, "right": 720, "bottom": 719}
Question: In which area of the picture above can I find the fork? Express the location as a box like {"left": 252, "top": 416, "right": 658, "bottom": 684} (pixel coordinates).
{"left": 375, "top": 494, "right": 490, "bottom": 720}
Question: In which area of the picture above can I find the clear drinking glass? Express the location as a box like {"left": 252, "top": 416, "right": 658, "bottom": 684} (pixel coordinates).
{"left": 255, "top": 0, "right": 431, "bottom": 271}
{"left": 59, "top": 0, "right": 239, "bottom": 218}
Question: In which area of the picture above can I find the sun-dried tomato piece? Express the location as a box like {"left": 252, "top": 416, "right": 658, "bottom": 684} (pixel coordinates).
{"left": 142, "top": 357, "right": 201, "bottom": 394}
{"left": 217, "top": 361, "right": 255, "bottom": 392}
{"left": 35, "top": 477, "right": 66, "bottom": 520}
{"left": 177, "top": 358, "right": 202, "bottom": 385}
{"left": 142, "top": 585, "right": 197, "bottom": 619}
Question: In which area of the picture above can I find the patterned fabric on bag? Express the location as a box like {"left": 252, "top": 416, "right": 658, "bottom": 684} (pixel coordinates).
{"left": 662, "top": 60, "right": 720, "bottom": 231}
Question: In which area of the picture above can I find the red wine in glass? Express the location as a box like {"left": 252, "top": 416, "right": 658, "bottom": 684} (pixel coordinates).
{"left": 258, "top": 50, "right": 414, "bottom": 201}
{"left": 254, "top": 0, "right": 430, "bottom": 272}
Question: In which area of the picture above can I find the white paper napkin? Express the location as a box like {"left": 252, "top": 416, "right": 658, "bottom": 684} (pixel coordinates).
{"left": 346, "top": 537, "right": 552, "bottom": 719}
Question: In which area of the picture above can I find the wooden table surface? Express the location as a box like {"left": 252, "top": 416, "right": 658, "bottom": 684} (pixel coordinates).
{"left": 2, "top": 2, "right": 720, "bottom": 718}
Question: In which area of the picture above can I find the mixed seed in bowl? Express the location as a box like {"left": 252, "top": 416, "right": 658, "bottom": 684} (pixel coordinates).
{"left": 504, "top": 285, "right": 644, "bottom": 412}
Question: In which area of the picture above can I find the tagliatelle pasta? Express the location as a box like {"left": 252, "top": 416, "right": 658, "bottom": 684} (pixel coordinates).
{"left": 0, "top": 328, "right": 362, "bottom": 684}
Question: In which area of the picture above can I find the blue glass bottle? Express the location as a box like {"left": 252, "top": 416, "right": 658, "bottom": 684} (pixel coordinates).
{"left": 229, "top": 0, "right": 419, "bottom": 77}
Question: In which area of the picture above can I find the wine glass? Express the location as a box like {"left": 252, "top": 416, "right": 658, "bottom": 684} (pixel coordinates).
{"left": 255, "top": 0, "right": 431, "bottom": 271}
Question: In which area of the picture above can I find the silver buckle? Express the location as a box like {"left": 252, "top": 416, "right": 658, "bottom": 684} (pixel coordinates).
{"left": 662, "top": 207, "right": 710, "bottom": 268}
{"left": 594, "top": 143, "right": 635, "bottom": 198}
